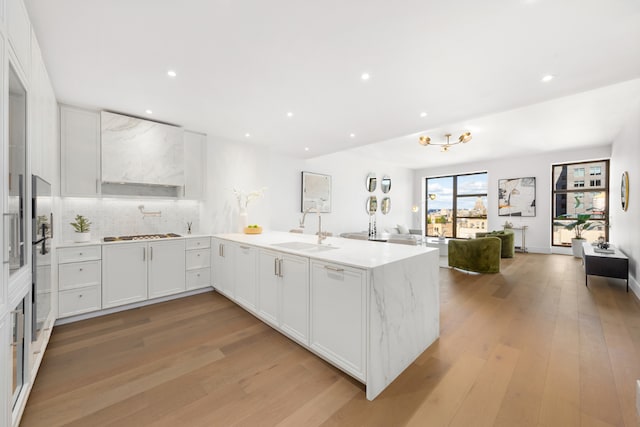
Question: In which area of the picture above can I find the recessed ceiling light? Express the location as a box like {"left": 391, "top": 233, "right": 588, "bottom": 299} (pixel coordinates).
{"left": 245, "top": 133, "right": 251, "bottom": 138}
{"left": 361, "top": 73, "right": 370, "bottom": 81}
{"left": 167, "top": 70, "right": 177, "bottom": 78}
{"left": 287, "top": 112, "right": 293, "bottom": 118}
{"left": 145, "top": 109, "right": 153, "bottom": 115}
{"left": 420, "top": 112, "right": 428, "bottom": 118}
{"left": 541, "top": 74, "right": 554, "bottom": 83}
{"left": 304, "top": 147, "right": 310, "bottom": 152}
{"left": 350, "top": 133, "right": 356, "bottom": 138}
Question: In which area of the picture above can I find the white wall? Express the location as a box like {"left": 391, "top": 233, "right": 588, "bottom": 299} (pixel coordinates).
{"left": 413, "top": 145, "right": 612, "bottom": 253}
{"left": 201, "top": 138, "right": 414, "bottom": 237}
{"left": 609, "top": 101, "right": 640, "bottom": 297}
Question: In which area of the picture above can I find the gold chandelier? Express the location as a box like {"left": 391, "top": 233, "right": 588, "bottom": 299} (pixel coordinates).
{"left": 419, "top": 132, "right": 472, "bottom": 152}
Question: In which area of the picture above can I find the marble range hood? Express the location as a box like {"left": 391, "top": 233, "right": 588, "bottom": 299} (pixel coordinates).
{"left": 101, "top": 111, "right": 185, "bottom": 195}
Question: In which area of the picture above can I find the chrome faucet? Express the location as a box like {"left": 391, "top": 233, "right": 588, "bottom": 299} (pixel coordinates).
{"left": 300, "top": 206, "right": 327, "bottom": 244}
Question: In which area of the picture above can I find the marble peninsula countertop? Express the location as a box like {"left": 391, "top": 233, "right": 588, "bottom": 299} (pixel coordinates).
{"left": 214, "top": 231, "right": 437, "bottom": 270}
{"left": 56, "top": 234, "right": 209, "bottom": 249}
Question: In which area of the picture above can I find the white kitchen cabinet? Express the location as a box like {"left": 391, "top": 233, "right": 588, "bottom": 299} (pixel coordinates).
{"left": 103, "top": 240, "right": 187, "bottom": 307}
{"left": 184, "top": 131, "right": 206, "bottom": 199}
{"left": 258, "top": 250, "right": 309, "bottom": 344}
{"left": 234, "top": 244, "right": 258, "bottom": 313}
{"left": 58, "top": 245, "right": 102, "bottom": 318}
{"left": 148, "top": 240, "right": 186, "bottom": 298}
{"left": 7, "top": 0, "right": 30, "bottom": 79}
{"left": 212, "top": 238, "right": 234, "bottom": 298}
{"left": 102, "top": 242, "right": 147, "bottom": 309}
{"left": 60, "top": 105, "right": 101, "bottom": 196}
{"left": 310, "top": 260, "right": 366, "bottom": 381}
{"left": 185, "top": 237, "right": 211, "bottom": 291}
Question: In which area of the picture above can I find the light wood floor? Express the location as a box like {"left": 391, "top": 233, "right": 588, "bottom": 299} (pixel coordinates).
{"left": 21, "top": 254, "right": 640, "bottom": 426}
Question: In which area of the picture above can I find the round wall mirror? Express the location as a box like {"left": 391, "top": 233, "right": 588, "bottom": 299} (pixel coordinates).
{"left": 366, "top": 196, "right": 378, "bottom": 214}
{"left": 621, "top": 171, "right": 629, "bottom": 211}
{"left": 381, "top": 197, "right": 391, "bottom": 215}
{"left": 366, "top": 173, "right": 377, "bottom": 192}
{"left": 381, "top": 175, "right": 391, "bottom": 193}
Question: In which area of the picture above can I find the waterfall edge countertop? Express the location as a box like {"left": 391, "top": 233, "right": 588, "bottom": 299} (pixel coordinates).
{"left": 214, "top": 231, "right": 437, "bottom": 269}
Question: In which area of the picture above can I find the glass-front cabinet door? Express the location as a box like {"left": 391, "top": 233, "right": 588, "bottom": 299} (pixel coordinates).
{"left": 6, "top": 65, "right": 27, "bottom": 278}
{"left": 11, "top": 298, "right": 26, "bottom": 409}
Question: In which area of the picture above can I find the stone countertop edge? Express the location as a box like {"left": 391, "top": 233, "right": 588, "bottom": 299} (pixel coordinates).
{"left": 56, "top": 234, "right": 210, "bottom": 249}
{"left": 213, "top": 231, "right": 438, "bottom": 270}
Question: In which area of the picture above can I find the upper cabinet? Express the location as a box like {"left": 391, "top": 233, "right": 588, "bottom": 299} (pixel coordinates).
{"left": 7, "top": 0, "right": 30, "bottom": 79}
{"left": 101, "top": 111, "right": 184, "bottom": 187}
{"left": 184, "top": 131, "right": 206, "bottom": 199}
{"left": 60, "top": 106, "right": 101, "bottom": 197}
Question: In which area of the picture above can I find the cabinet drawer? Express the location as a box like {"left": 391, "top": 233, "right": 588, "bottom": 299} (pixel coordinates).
{"left": 186, "top": 268, "right": 211, "bottom": 290}
{"left": 59, "top": 286, "right": 101, "bottom": 318}
{"left": 59, "top": 245, "right": 101, "bottom": 263}
{"left": 186, "top": 249, "right": 211, "bottom": 270}
{"left": 186, "top": 237, "right": 210, "bottom": 250}
{"left": 59, "top": 260, "right": 101, "bottom": 290}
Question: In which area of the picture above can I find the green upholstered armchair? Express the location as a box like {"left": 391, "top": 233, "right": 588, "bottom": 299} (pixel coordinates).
{"left": 448, "top": 237, "right": 502, "bottom": 274}
{"left": 475, "top": 230, "right": 515, "bottom": 258}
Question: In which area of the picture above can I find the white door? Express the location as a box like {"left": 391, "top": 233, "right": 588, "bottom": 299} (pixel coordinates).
{"left": 102, "top": 243, "right": 147, "bottom": 308}
{"left": 234, "top": 244, "right": 257, "bottom": 312}
{"left": 280, "top": 254, "right": 309, "bottom": 345}
{"left": 148, "top": 239, "right": 186, "bottom": 299}
{"left": 257, "top": 250, "right": 279, "bottom": 327}
{"left": 212, "top": 238, "right": 234, "bottom": 298}
{"left": 310, "top": 261, "right": 366, "bottom": 381}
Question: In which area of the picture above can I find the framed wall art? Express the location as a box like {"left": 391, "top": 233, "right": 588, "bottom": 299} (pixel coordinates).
{"left": 498, "top": 177, "right": 536, "bottom": 217}
{"left": 301, "top": 171, "right": 331, "bottom": 213}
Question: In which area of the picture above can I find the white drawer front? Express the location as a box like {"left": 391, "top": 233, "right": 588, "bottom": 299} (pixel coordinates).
{"left": 186, "top": 237, "right": 210, "bottom": 250}
{"left": 59, "top": 260, "right": 101, "bottom": 290}
{"left": 59, "top": 245, "right": 101, "bottom": 263}
{"left": 59, "top": 286, "right": 101, "bottom": 318}
{"left": 186, "top": 268, "right": 211, "bottom": 290}
{"left": 186, "top": 249, "right": 211, "bottom": 270}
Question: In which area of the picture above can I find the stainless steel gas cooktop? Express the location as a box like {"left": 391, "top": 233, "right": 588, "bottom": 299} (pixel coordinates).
{"left": 103, "top": 233, "right": 182, "bottom": 242}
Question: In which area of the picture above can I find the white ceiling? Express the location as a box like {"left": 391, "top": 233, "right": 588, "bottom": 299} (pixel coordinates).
{"left": 25, "top": 0, "right": 640, "bottom": 166}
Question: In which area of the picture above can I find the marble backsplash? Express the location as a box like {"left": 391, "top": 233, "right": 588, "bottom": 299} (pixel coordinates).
{"left": 59, "top": 198, "right": 200, "bottom": 242}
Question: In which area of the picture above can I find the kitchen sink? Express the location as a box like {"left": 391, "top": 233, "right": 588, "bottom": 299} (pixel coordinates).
{"left": 271, "top": 241, "right": 339, "bottom": 251}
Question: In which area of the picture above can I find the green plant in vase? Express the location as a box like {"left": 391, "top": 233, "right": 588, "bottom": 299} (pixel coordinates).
{"left": 70, "top": 214, "right": 92, "bottom": 242}
{"left": 554, "top": 213, "right": 596, "bottom": 257}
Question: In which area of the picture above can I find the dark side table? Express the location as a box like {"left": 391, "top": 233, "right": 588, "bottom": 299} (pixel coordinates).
{"left": 582, "top": 242, "right": 629, "bottom": 292}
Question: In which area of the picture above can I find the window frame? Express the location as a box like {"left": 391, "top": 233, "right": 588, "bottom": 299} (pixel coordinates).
{"left": 551, "top": 159, "right": 609, "bottom": 247}
{"left": 425, "top": 171, "right": 488, "bottom": 239}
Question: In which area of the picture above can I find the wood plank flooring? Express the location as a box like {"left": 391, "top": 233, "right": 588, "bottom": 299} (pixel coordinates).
{"left": 21, "top": 254, "right": 640, "bottom": 426}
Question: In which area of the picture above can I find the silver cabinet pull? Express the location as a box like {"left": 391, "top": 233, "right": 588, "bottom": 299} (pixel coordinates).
{"left": 324, "top": 265, "right": 344, "bottom": 272}
{"left": 197, "top": 253, "right": 200, "bottom": 257}
{"left": 96, "top": 179, "right": 99, "bottom": 193}
{"left": 79, "top": 268, "right": 83, "bottom": 272}
{"left": 279, "top": 259, "right": 284, "bottom": 277}
{"left": 79, "top": 252, "right": 83, "bottom": 256}
{"left": 240, "top": 245, "right": 250, "bottom": 250}
{"left": 143, "top": 247, "right": 146, "bottom": 261}
{"left": 274, "top": 257, "right": 279, "bottom": 276}
{"left": 150, "top": 246, "right": 153, "bottom": 261}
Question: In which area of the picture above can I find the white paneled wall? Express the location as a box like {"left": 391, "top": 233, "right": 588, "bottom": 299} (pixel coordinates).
{"left": 60, "top": 198, "right": 200, "bottom": 242}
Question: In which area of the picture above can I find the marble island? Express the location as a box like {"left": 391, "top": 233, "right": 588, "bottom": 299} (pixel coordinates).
{"left": 213, "top": 231, "right": 440, "bottom": 400}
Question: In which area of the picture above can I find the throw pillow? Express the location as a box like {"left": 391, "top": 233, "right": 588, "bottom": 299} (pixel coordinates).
{"left": 397, "top": 224, "right": 410, "bottom": 234}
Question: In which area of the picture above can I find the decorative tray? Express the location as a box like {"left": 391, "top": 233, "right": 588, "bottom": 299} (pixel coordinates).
{"left": 593, "top": 248, "right": 615, "bottom": 254}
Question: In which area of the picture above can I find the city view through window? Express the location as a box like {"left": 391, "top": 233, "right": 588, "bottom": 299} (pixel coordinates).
{"left": 552, "top": 160, "right": 609, "bottom": 246}
{"left": 425, "top": 172, "right": 488, "bottom": 239}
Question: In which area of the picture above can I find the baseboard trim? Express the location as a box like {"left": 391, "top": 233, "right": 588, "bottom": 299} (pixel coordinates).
{"left": 629, "top": 275, "right": 640, "bottom": 301}
{"left": 55, "top": 287, "right": 214, "bottom": 326}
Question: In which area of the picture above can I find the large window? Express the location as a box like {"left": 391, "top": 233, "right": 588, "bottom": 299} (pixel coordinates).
{"left": 552, "top": 160, "right": 609, "bottom": 246}
{"left": 425, "top": 172, "right": 488, "bottom": 238}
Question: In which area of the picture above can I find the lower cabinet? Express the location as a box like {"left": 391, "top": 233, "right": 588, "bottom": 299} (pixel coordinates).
{"left": 258, "top": 250, "right": 309, "bottom": 345}
{"left": 58, "top": 245, "right": 102, "bottom": 318}
{"left": 212, "top": 238, "right": 234, "bottom": 298}
{"left": 185, "top": 237, "right": 211, "bottom": 290}
{"left": 234, "top": 244, "right": 258, "bottom": 312}
{"left": 103, "top": 240, "right": 186, "bottom": 309}
{"left": 102, "top": 242, "right": 148, "bottom": 308}
{"left": 310, "top": 260, "right": 366, "bottom": 381}
{"left": 148, "top": 240, "right": 186, "bottom": 298}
